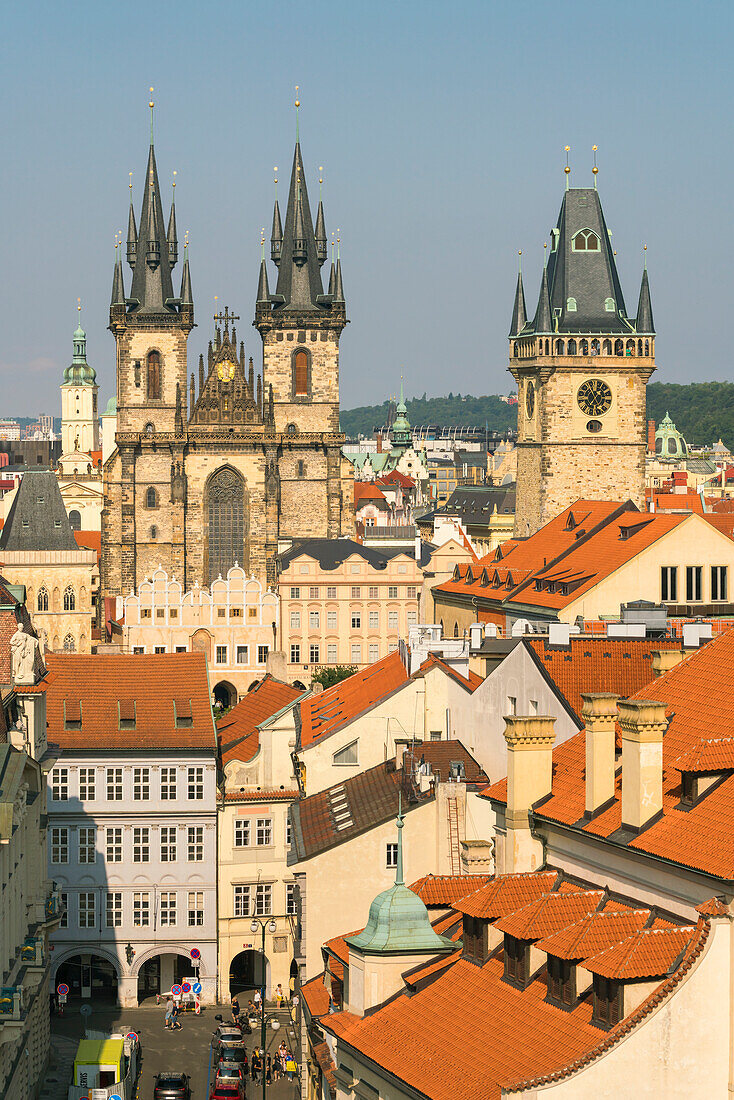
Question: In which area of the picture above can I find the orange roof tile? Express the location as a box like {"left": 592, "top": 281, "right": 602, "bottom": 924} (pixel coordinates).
{"left": 409, "top": 874, "right": 493, "bottom": 907}
{"left": 454, "top": 871, "right": 560, "bottom": 919}
{"left": 535, "top": 909, "right": 650, "bottom": 959}
{"left": 354, "top": 482, "right": 388, "bottom": 503}
{"left": 495, "top": 889, "right": 603, "bottom": 940}
{"left": 485, "top": 630, "right": 734, "bottom": 880}
{"left": 222, "top": 789, "right": 297, "bottom": 802}
{"left": 300, "top": 974, "right": 330, "bottom": 1019}
{"left": 299, "top": 652, "right": 408, "bottom": 747}
{"left": 525, "top": 636, "right": 679, "bottom": 724}
{"left": 311, "top": 1040, "right": 336, "bottom": 1091}
{"left": 73, "top": 530, "right": 101, "bottom": 558}
{"left": 217, "top": 676, "right": 302, "bottom": 766}
{"left": 583, "top": 927, "right": 693, "bottom": 980}
{"left": 674, "top": 736, "right": 734, "bottom": 773}
{"left": 324, "top": 931, "right": 361, "bottom": 967}
{"left": 696, "top": 896, "right": 729, "bottom": 917}
{"left": 45, "top": 652, "right": 216, "bottom": 750}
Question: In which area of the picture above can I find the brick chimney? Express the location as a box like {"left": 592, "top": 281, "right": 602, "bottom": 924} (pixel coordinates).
{"left": 651, "top": 649, "right": 684, "bottom": 678}
{"left": 376, "top": 431, "right": 383, "bottom": 454}
{"left": 647, "top": 419, "right": 656, "bottom": 454}
{"left": 581, "top": 693, "right": 619, "bottom": 817}
{"left": 619, "top": 700, "right": 667, "bottom": 832}
{"left": 501, "top": 716, "right": 556, "bottom": 873}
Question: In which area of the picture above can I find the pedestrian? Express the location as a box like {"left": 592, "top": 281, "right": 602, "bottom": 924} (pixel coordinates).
{"left": 248, "top": 999, "right": 256, "bottom": 1020}
{"left": 275, "top": 983, "right": 284, "bottom": 1008}
{"left": 285, "top": 1049, "right": 297, "bottom": 1080}
{"left": 251, "top": 1048, "right": 261, "bottom": 1083}
{"left": 171, "top": 1002, "right": 182, "bottom": 1030}
{"left": 278, "top": 1040, "right": 287, "bottom": 1074}
{"left": 231, "top": 994, "right": 240, "bottom": 1019}
{"left": 254, "top": 988, "right": 262, "bottom": 1011}
{"left": 266, "top": 1054, "right": 273, "bottom": 1086}
{"left": 164, "top": 996, "right": 174, "bottom": 1029}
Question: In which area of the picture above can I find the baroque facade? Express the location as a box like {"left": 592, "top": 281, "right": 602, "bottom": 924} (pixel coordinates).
{"left": 102, "top": 121, "right": 354, "bottom": 598}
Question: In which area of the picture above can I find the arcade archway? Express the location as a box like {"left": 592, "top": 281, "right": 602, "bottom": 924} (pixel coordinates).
{"left": 214, "top": 680, "right": 237, "bottom": 711}
{"left": 54, "top": 952, "right": 119, "bottom": 1002}
{"left": 229, "top": 949, "right": 270, "bottom": 998}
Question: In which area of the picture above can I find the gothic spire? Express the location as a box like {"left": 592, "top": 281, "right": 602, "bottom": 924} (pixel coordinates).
{"left": 111, "top": 245, "right": 125, "bottom": 308}
{"left": 167, "top": 179, "right": 178, "bottom": 269}
{"left": 257, "top": 257, "right": 270, "bottom": 303}
{"left": 180, "top": 243, "right": 193, "bottom": 306}
{"left": 533, "top": 261, "right": 552, "bottom": 335}
{"left": 271, "top": 198, "right": 283, "bottom": 265}
{"left": 272, "top": 141, "right": 325, "bottom": 311}
{"left": 315, "top": 199, "right": 327, "bottom": 265}
{"left": 334, "top": 253, "right": 345, "bottom": 303}
{"left": 126, "top": 187, "right": 138, "bottom": 269}
{"left": 509, "top": 268, "right": 527, "bottom": 338}
{"left": 128, "top": 141, "right": 176, "bottom": 315}
{"left": 635, "top": 265, "right": 655, "bottom": 334}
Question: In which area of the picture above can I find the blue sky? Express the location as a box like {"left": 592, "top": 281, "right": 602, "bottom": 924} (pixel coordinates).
{"left": 0, "top": 0, "right": 730, "bottom": 415}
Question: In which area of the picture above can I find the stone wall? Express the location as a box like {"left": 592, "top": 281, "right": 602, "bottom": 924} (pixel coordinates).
{"left": 262, "top": 326, "right": 340, "bottom": 435}
{"left": 114, "top": 319, "right": 190, "bottom": 436}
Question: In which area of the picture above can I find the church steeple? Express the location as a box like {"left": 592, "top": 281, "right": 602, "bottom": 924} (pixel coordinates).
{"left": 128, "top": 140, "right": 177, "bottom": 314}
{"left": 532, "top": 260, "right": 552, "bottom": 335}
{"left": 271, "top": 199, "right": 283, "bottom": 265}
{"left": 180, "top": 241, "right": 193, "bottom": 306}
{"left": 635, "top": 263, "right": 655, "bottom": 334}
{"left": 126, "top": 178, "right": 138, "bottom": 268}
{"left": 167, "top": 176, "right": 178, "bottom": 269}
{"left": 509, "top": 264, "right": 527, "bottom": 338}
{"left": 271, "top": 141, "right": 326, "bottom": 311}
{"left": 111, "top": 242, "right": 125, "bottom": 309}
{"left": 314, "top": 170, "right": 327, "bottom": 266}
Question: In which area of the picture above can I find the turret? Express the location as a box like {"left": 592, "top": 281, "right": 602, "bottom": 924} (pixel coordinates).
{"left": 110, "top": 244, "right": 125, "bottom": 309}
{"left": 533, "top": 261, "right": 552, "bottom": 335}
{"left": 167, "top": 184, "right": 178, "bottom": 269}
{"left": 635, "top": 264, "right": 655, "bottom": 334}
{"left": 271, "top": 197, "right": 283, "bottom": 265}
{"left": 180, "top": 243, "right": 193, "bottom": 306}
{"left": 126, "top": 187, "right": 138, "bottom": 268}
{"left": 509, "top": 266, "right": 527, "bottom": 338}
{"left": 315, "top": 198, "right": 327, "bottom": 264}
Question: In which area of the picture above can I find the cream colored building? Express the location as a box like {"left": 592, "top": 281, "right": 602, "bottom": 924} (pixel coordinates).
{"left": 0, "top": 471, "right": 98, "bottom": 654}
{"left": 277, "top": 539, "right": 426, "bottom": 675}
{"left": 123, "top": 564, "right": 279, "bottom": 709}
{"left": 217, "top": 679, "right": 304, "bottom": 1000}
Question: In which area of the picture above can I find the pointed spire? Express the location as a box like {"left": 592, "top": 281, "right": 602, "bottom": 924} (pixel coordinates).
{"left": 167, "top": 172, "right": 178, "bottom": 269}
{"left": 334, "top": 233, "right": 345, "bottom": 303}
{"left": 272, "top": 139, "right": 325, "bottom": 310}
{"left": 189, "top": 372, "right": 195, "bottom": 418}
{"left": 111, "top": 240, "right": 126, "bottom": 308}
{"left": 268, "top": 383, "right": 275, "bottom": 425}
{"left": 128, "top": 134, "right": 176, "bottom": 313}
{"left": 533, "top": 255, "right": 552, "bottom": 335}
{"left": 509, "top": 253, "right": 527, "bottom": 337}
{"left": 271, "top": 166, "right": 283, "bottom": 265}
{"left": 257, "top": 257, "right": 271, "bottom": 303}
{"left": 315, "top": 166, "right": 327, "bottom": 264}
{"left": 127, "top": 173, "right": 138, "bottom": 269}
{"left": 328, "top": 235, "right": 336, "bottom": 295}
{"left": 199, "top": 354, "right": 205, "bottom": 393}
{"left": 180, "top": 238, "right": 193, "bottom": 306}
{"left": 248, "top": 358, "right": 254, "bottom": 399}
{"left": 293, "top": 167, "right": 307, "bottom": 264}
{"left": 636, "top": 254, "right": 655, "bottom": 334}
{"left": 257, "top": 372, "right": 262, "bottom": 413}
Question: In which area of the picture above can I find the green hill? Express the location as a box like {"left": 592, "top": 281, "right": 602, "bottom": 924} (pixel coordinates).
{"left": 341, "top": 382, "right": 734, "bottom": 450}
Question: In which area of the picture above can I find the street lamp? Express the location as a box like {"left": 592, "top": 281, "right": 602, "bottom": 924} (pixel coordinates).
{"left": 251, "top": 917, "right": 277, "bottom": 1100}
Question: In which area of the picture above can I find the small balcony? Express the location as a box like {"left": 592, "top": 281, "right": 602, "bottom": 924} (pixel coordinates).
{"left": 20, "top": 934, "right": 44, "bottom": 971}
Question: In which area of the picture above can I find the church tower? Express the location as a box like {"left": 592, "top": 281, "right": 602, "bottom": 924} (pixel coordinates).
{"left": 509, "top": 176, "right": 655, "bottom": 536}
{"left": 254, "top": 118, "right": 351, "bottom": 541}
{"left": 61, "top": 314, "right": 99, "bottom": 455}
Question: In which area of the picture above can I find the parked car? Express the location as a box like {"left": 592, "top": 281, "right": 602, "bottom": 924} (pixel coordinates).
{"left": 154, "top": 1072, "right": 191, "bottom": 1100}
{"left": 216, "top": 1062, "right": 245, "bottom": 1088}
{"left": 210, "top": 1087, "right": 243, "bottom": 1100}
{"left": 212, "top": 1023, "right": 244, "bottom": 1046}
{"left": 219, "top": 1047, "right": 247, "bottom": 1068}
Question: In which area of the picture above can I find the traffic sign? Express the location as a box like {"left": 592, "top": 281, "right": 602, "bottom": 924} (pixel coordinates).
{"left": 181, "top": 982, "right": 191, "bottom": 993}
{"left": 192, "top": 982, "right": 202, "bottom": 995}
{"left": 80, "top": 1004, "right": 92, "bottom": 1017}
{"left": 56, "top": 983, "right": 69, "bottom": 996}
{"left": 171, "top": 984, "right": 182, "bottom": 996}
{"left": 190, "top": 948, "right": 201, "bottom": 960}
{"left": 126, "top": 1032, "right": 138, "bottom": 1043}
{"left": 110, "top": 1095, "right": 123, "bottom": 1100}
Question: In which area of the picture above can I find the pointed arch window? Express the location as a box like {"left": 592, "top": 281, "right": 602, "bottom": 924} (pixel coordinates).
{"left": 207, "top": 467, "right": 248, "bottom": 585}
{"left": 37, "top": 586, "right": 49, "bottom": 612}
{"left": 146, "top": 487, "right": 158, "bottom": 509}
{"left": 63, "top": 634, "right": 76, "bottom": 652}
{"left": 147, "top": 351, "right": 162, "bottom": 400}
{"left": 293, "top": 349, "right": 310, "bottom": 398}
{"left": 572, "top": 230, "right": 600, "bottom": 251}
{"left": 567, "top": 297, "right": 577, "bottom": 312}
{"left": 63, "top": 586, "right": 76, "bottom": 612}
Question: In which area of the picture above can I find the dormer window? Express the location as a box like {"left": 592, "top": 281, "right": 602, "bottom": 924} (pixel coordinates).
{"left": 504, "top": 934, "right": 530, "bottom": 989}
{"left": 64, "top": 699, "right": 82, "bottom": 731}
{"left": 462, "top": 915, "right": 489, "bottom": 965}
{"left": 118, "top": 699, "right": 136, "bottom": 730}
{"left": 604, "top": 297, "right": 615, "bottom": 312}
{"left": 566, "top": 297, "right": 577, "bottom": 312}
{"left": 592, "top": 975, "right": 622, "bottom": 1028}
{"left": 546, "top": 954, "right": 575, "bottom": 1007}
{"left": 174, "top": 697, "right": 193, "bottom": 728}
{"left": 572, "top": 229, "right": 601, "bottom": 252}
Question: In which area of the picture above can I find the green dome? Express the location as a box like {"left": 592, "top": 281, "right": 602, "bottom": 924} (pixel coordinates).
{"left": 655, "top": 410, "right": 687, "bottom": 458}
{"left": 345, "top": 811, "right": 455, "bottom": 956}
{"left": 103, "top": 396, "right": 117, "bottom": 415}
{"left": 389, "top": 381, "right": 412, "bottom": 450}
{"left": 63, "top": 322, "right": 97, "bottom": 386}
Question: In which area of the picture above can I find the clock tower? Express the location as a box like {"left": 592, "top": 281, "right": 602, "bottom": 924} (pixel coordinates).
{"left": 509, "top": 178, "right": 655, "bottom": 537}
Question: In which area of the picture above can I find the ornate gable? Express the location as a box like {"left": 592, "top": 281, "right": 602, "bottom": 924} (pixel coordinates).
{"left": 189, "top": 308, "right": 263, "bottom": 430}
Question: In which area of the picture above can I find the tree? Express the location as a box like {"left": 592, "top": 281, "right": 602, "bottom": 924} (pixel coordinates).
{"left": 311, "top": 665, "right": 358, "bottom": 690}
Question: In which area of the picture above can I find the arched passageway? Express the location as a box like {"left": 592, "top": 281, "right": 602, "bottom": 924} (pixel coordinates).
{"left": 55, "top": 953, "right": 119, "bottom": 1002}
{"left": 229, "top": 949, "right": 270, "bottom": 998}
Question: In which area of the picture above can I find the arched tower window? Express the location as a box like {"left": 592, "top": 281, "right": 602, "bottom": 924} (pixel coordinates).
{"left": 555, "top": 340, "right": 565, "bottom": 355}
{"left": 297, "top": 460, "right": 306, "bottom": 478}
{"left": 68, "top": 509, "right": 81, "bottom": 531}
{"left": 602, "top": 339, "right": 612, "bottom": 355}
{"left": 150, "top": 525, "right": 158, "bottom": 539}
{"left": 146, "top": 487, "right": 158, "bottom": 509}
{"left": 63, "top": 634, "right": 76, "bottom": 652}
{"left": 63, "top": 586, "right": 76, "bottom": 611}
{"left": 572, "top": 229, "right": 600, "bottom": 251}
{"left": 147, "top": 351, "right": 162, "bottom": 400}
{"left": 453, "top": 622, "right": 459, "bottom": 638}
{"left": 604, "top": 297, "right": 615, "bottom": 312}
{"left": 293, "top": 349, "right": 310, "bottom": 398}
{"left": 207, "top": 467, "right": 248, "bottom": 585}
{"left": 567, "top": 339, "right": 577, "bottom": 355}
{"left": 37, "top": 586, "right": 49, "bottom": 612}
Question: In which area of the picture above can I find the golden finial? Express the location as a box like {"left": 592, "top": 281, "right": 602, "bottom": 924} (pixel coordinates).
{"left": 149, "top": 86, "right": 154, "bottom": 107}
{"left": 172, "top": 169, "right": 177, "bottom": 190}
{"left": 295, "top": 85, "right": 300, "bottom": 108}
{"left": 319, "top": 166, "right": 323, "bottom": 184}
{"left": 77, "top": 297, "right": 82, "bottom": 316}
{"left": 274, "top": 167, "right": 278, "bottom": 184}
{"left": 564, "top": 145, "right": 571, "bottom": 188}
{"left": 592, "top": 145, "right": 599, "bottom": 187}
{"left": 129, "top": 171, "right": 133, "bottom": 193}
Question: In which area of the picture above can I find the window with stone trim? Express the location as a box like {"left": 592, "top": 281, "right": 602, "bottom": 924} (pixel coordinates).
{"left": 147, "top": 350, "right": 162, "bottom": 399}
{"left": 37, "top": 586, "right": 49, "bottom": 612}
{"left": 293, "top": 348, "right": 309, "bottom": 397}
{"left": 207, "top": 466, "right": 246, "bottom": 585}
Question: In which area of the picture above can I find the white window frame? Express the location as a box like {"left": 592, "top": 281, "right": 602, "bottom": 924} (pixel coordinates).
{"left": 78, "top": 767, "right": 95, "bottom": 801}
{"left": 160, "top": 766, "right": 177, "bottom": 800}
{"left": 133, "top": 767, "right": 150, "bottom": 801}
{"left": 106, "top": 891, "right": 122, "bottom": 928}
{"left": 78, "top": 826, "right": 96, "bottom": 864}
{"left": 188, "top": 766, "right": 204, "bottom": 800}
{"left": 106, "top": 767, "right": 123, "bottom": 801}
{"left": 133, "top": 891, "right": 150, "bottom": 927}
{"left": 187, "top": 825, "right": 204, "bottom": 862}
{"left": 188, "top": 891, "right": 204, "bottom": 926}
{"left": 234, "top": 884, "right": 251, "bottom": 917}
{"left": 106, "top": 827, "right": 122, "bottom": 863}
{"left": 52, "top": 767, "right": 69, "bottom": 801}
{"left": 160, "top": 825, "right": 177, "bottom": 862}
{"left": 51, "top": 826, "right": 68, "bottom": 864}
{"left": 78, "top": 891, "right": 96, "bottom": 929}
{"left": 133, "top": 826, "right": 150, "bottom": 863}
{"left": 159, "top": 891, "right": 177, "bottom": 927}
{"left": 256, "top": 818, "right": 273, "bottom": 846}
{"left": 234, "top": 819, "right": 251, "bottom": 848}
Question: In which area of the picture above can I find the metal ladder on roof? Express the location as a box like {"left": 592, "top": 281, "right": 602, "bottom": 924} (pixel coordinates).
{"left": 447, "top": 795, "right": 461, "bottom": 875}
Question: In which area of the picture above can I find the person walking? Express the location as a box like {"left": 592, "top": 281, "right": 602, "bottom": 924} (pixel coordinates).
{"left": 265, "top": 1054, "right": 273, "bottom": 1087}
{"left": 285, "top": 1049, "right": 297, "bottom": 1080}
{"left": 170, "top": 1002, "right": 182, "bottom": 1030}
{"left": 231, "top": 995, "right": 240, "bottom": 1021}
{"left": 254, "top": 987, "right": 262, "bottom": 1012}
{"left": 164, "top": 996, "right": 174, "bottom": 1029}
{"left": 278, "top": 1040, "right": 287, "bottom": 1075}
{"left": 251, "top": 1047, "right": 261, "bottom": 1084}
{"left": 275, "top": 983, "right": 284, "bottom": 1009}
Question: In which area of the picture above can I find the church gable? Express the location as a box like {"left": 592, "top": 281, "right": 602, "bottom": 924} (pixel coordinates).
{"left": 189, "top": 308, "right": 264, "bottom": 431}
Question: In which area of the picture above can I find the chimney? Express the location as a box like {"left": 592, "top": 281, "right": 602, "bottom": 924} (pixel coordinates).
{"left": 376, "top": 431, "right": 383, "bottom": 454}
{"left": 647, "top": 419, "right": 656, "bottom": 454}
{"left": 501, "top": 716, "right": 556, "bottom": 873}
{"left": 651, "top": 648, "right": 684, "bottom": 677}
{"left": 581, "top": 693, "right": 619, "bottom": 817}
{"left": 619, "top": 700, "right": 667, "bottom": 832}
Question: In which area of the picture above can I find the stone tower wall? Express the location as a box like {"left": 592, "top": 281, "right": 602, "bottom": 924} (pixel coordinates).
{"left": 262, "top": 325, "right": 340, "bottom": 435}
{"left": 114, "top": 320, "right": 190, "bottom": 435}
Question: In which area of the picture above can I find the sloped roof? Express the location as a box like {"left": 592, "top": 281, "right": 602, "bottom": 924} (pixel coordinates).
{"left": 278, "top": 538, "right": 396, "bottom": 572}
{"left": 486, "top": 630, "right": 734, "bottom": 879}
{"left": 413, "top": 654, "right": 483, "bottom": 692}
{"left": 73, "top": 530, "right": 102, "bottom": 559}
{"left": 354, "top": 482, "right": 388, "bottom": 504}
{"left": 218, "top": 676, "right": 302, "bottom": 766}
{"left": 495, "top": 889, "right": 604, "bottom": 940}
{"left": 0, "top": 470, "right": 78, "bottom": 552}
{"left": 536, "top": 909, "right": 650, "bottom": 960}
{"left": 583, "top": 927, "right": 694, "bottom": 980}
{"left": 301, "top": 974, "right": 330, "bottom": 1019}
{"left": 45, "top": 652, "right": 216, "bottom": 750}
{"left": 299, "top": 652, "right": 408, "bottom": 747}
{"left": 525, "top": 636, "right": 679, "bottom": 725}
{"left": 453, "top": 871, "right": 561, "bottom": 919}
{"left": 409, "top": 874, "right": 493, "bottom": 907}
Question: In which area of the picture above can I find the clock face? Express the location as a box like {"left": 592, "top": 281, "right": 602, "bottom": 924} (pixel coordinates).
{"left": 217, "top": 360, "right": 236, "bottom": 382}
{"left": 577, "top": 378, "right": 612, "bottom": 417}
{"left": 526, "top": 381, "right": 535, "bottom": 418}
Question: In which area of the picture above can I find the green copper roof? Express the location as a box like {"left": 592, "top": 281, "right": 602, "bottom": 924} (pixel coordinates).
{"left": 655, "top": 411, "right": 687, "bottom": 457}
{"left": 63, "top": 323, "right": 97, "bottom": 386}
{"left": 345, "top": 807, "right": 455, "bottom": 957}
{"left": 103, "top": 396, "right": 117, "bottom": 415}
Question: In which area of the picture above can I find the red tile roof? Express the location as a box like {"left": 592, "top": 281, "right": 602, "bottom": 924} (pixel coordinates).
{"left": 300, "top": 974, "right": 330, "bottom": 1020}
{"left": 453, "top": 871, "right": 561, "bottom": 919}
{"left": 311, "top": 1039, "right": 336, "bottom": 1092}
{"left": 217, "top": 676, "right": 302, "bottom": 766}
{"left": 409, "top": 874, "right": 493, "bottom": 907}
{"left": 354, "top": 482, "right": 388, "bottom": 504}
{"left": 45, "top": 652, "right": 216, "bottom": 750}
{"left": 222, "top": 789, "right": 298, "bottom": 802}
{"left": 299, "top": 652, "right": 408, "bottom": 748}
{"left": 696, "top": 896, "right": 729, "bottom": 917}
{"left": 674, "top": 736, "right": 734, "bottom": 773}
{"left": 535, "top": 909, "right": 650, "bottom": 959}
{"left": 525, "top": 636, "right": 679, "bottom": 724}
{"left": 413, "top": 654, "right": 483, "bottom": 692}
{"left": 583, "top": 927, "right": 694, "bottom": 980}
{"left": 495, "top": 889, "right": 604, "bottom": 940}
{"left": 376, "top": 471, "right": 416, "bottom": 489}
{"left": 73, "top": 530, "right": 101, "bottom": 558}
{"left": 485, "top": 629, "right": 734, "bottom": 879}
